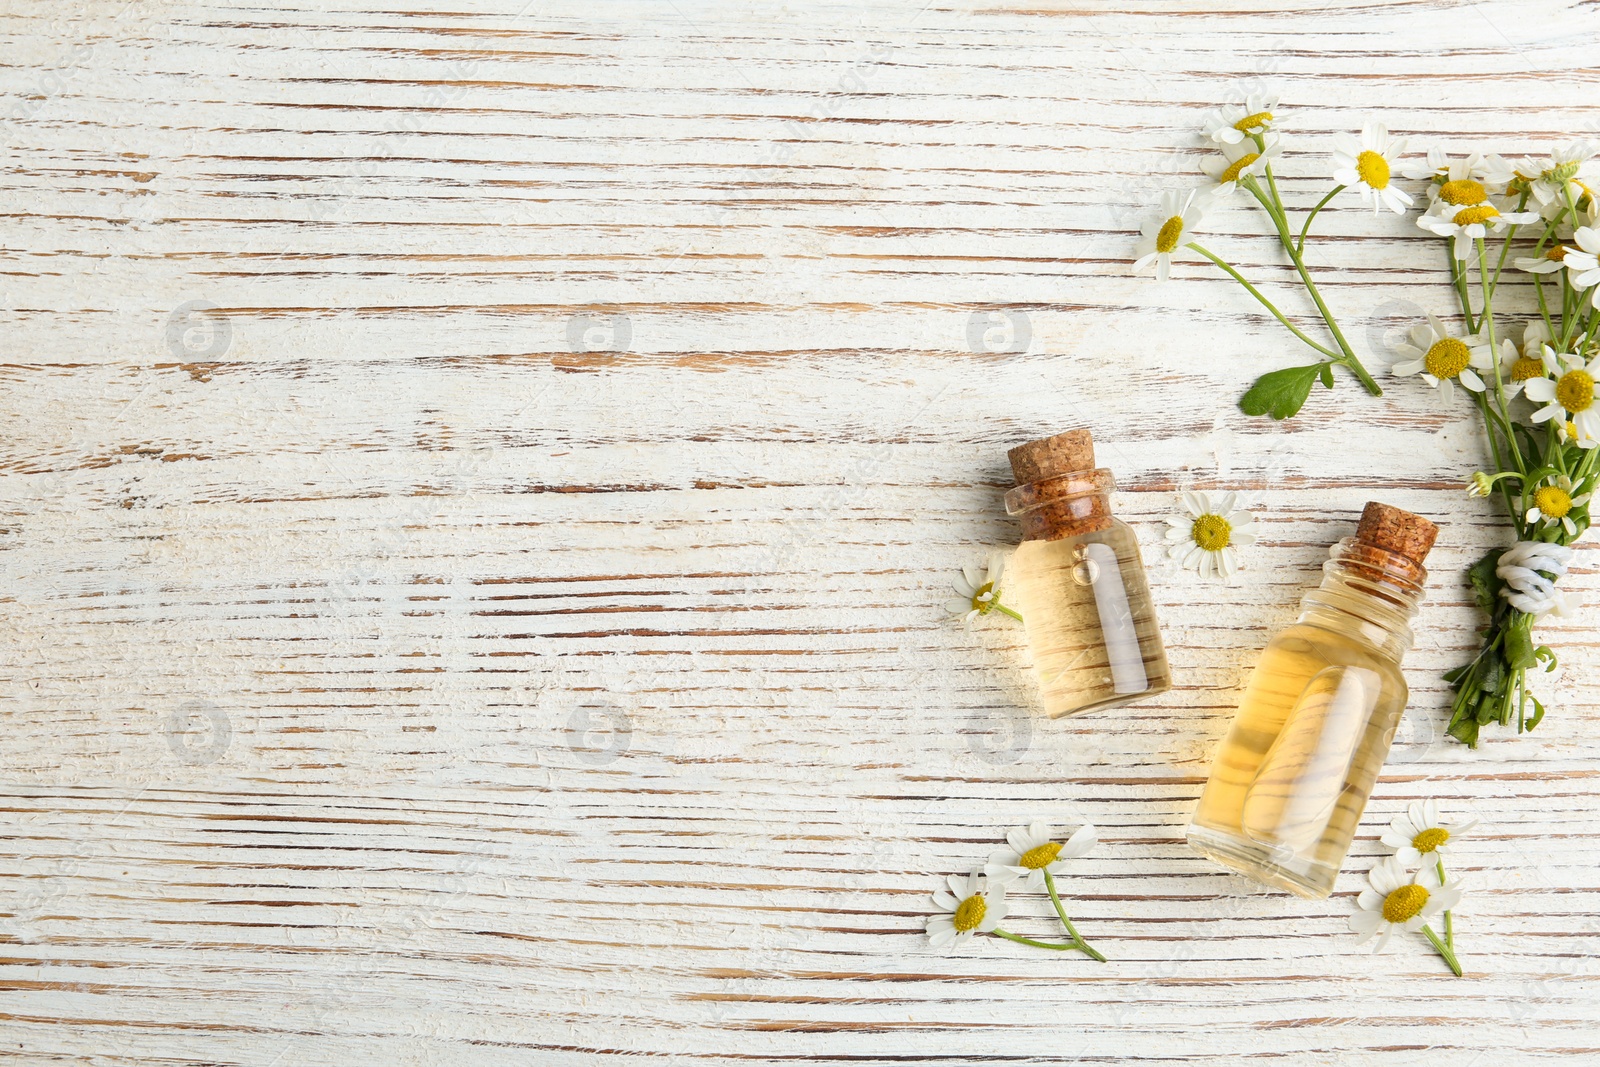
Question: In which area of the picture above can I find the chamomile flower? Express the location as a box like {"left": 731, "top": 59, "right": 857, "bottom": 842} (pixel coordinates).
{"left": 1418, "top": 200, "right": 1542, "bottom": 261}
{"left": 1524, "top": 472, "right": 1592, "bottom": 537}
{"left": 1563, "top": 225, "right": 1600, "bottom": 292}
{"left": 1133, "top": 189, "right": 1210, "bottom": 283}
{"left": 1349, "top": 857, "right": 1463, "bottom": 954}
{"left": 1521, "top": 319, "right": 1555, "bottom": 360}
{"left": 986, "top": 821, "right": 1096, "bottom": 889}
{"left": 1515, "top": 243, "right": 1571, "bottom": 275}
{"left": 1404, "top": 148, "right": 1517, "bottom": 204}
{"left": 1515, "top": 141, "right": 1598, "bottom": 209}
{"left": 1201, "top": 91, "right": 1278, "bottom": 145}
{"left": 1200, "top": 134, "right": 1282, "bottom": 195}
{"left": 927, "top": 868, "right": 1007, "bottom": 950}
{"left": 945, "top": 552, "right": 1015, "bottom": 625}
{"left": 1482, "top": 334, "right": 1531, "bottom": 397}
{"left": 1166, "top": 491, "right": 1256, "bottom": 579}
{"left": 1389, "top": 315, "right": 1492, "bottom": 402}
{"left": 1380, "top": 800, "right": 1479, "bottom": 869}
{"left": 1524, "top": 347, "right": 1600, "bottom": 445}
{"left": 1332, "top": 122, "right": 1413, "bottom": 215}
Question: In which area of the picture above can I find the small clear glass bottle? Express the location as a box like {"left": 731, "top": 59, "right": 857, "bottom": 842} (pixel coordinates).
{"left": 1002, "top": 429, "right": 1171, "bottom": 718}
{"left": 1187, "top": 502, "right": 1439, "bottom": 899}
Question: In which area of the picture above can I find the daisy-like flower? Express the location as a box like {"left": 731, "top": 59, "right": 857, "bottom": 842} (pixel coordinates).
{"left": 1524, "top": 347, "right": 1600, "bottom": 445}
{"left": 1200, "top": 133, "right": 1283, "bottom": 196}
{"left": 1482, "top": 334, "right": 1533, "bottom": 398}
{"left": 1201, "top": 91, "right": 1278, "bottom": 145}
{"left": 1380, "top": 800, "right": 1480, "bottom": 869}
{"left": 1524, "top": 472, "right": 1592, "bottom": 537}
{"left": 1389, "top": 314, "right": 1493, "bottom": 402}
{"left": 1349, "top": 856, "right": 1464, "bottom": 954}
{"left": 986, "top": 820, "right": 1096, "bottom": 889}
{"left": 1563, "top": 225, "right": 1600, "bottom": 293}
{"left": 1418, "top": 200, "right": 1542, "bottom": 261}
{"left": 1403, "top": 148, "right": 1517, "bottom": 204}
{"left": 1133, "top": 189, "right": 1210, "bottom": 283}
{"left": 1515, "top": 141, "right": 1598, "bottom": 209}
{"left": 945, "top": 552, "right": 1020, "bottom": 625}
{"left": 927, "top": 868, "right": 1007, "bottom": 950}
{"left": 1515, "top": 243, "right": 1571, "bottom": 276}
{"left": 1332, "top": 122, "right": 1413, "bottom": 215}
{"left": 1166, "top": 491, "right": 1256, "bottom": 579}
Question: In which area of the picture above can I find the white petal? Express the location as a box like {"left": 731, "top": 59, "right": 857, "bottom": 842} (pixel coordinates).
{"left": 1061, "top": 823, "right": 1097, "bottom": 858}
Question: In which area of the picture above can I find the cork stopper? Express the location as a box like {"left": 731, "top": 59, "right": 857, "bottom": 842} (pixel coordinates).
{"left": 1008, "top": 429, "right": 1095, "bottom": 486}
{"left": 1355, "top": 501, "right": 1438, "bottom": 565}
{"left": 1004, "top": 429, "right": 1112, "bottom": 541}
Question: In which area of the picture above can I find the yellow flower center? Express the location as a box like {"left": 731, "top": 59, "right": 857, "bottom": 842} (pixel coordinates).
{"left": 952, "top": 893, "right": 986, "bottom": 932}
{"left": 1411, "top": 827, "right": 1450, "bottom": 854}
{"left": 1356, "top": 150, "right": 1391, "bottom": 190}
{"left": 1155, "top": 215, "right": 1185, "bottom": 254}
{"left": 1019, "top": 842, "right": 1063, "bottom": 870}
{"left": 1452, "top": 204, "right": 1500, "bottom": 226}
{"left": 1557, "top": 369, "right": 1596, "bottom": 412}
{"left": 1218, "top": 152, "right": 1261, "bottom": 184}
{"left": 1424, "top": 337, "right": 1471, "bottom": 380}
{"left": 1381, "top": 883, "right": 1430, "bottom": 924}
{"left": 1439, "top": 178, "right": 1487, "bottom": 205}
{"left": 1233, "top": 110, "right": 1273, "bottom": 133}
{"left": 1190, "top": 513, "right": 1232, "bottom": 552}
{"left": 1535, "top": 485, "right": 1574, "bottom": 519}
{"left": 1547, "top": 246, "right": 1569, "bottom": 262}
{"left": 1566, "top": 420, "right": 1580, "bottom": 440}
{"left": 970, "top": 581, "right": 996, "bottom": 614}
{"left": 1510, "top": 357, "right": 1544, "bottom": 382}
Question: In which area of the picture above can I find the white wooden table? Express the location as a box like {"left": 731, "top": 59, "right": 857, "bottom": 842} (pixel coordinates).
{"left": 4, "top": 2, "right": 1600, "bottom": 1063}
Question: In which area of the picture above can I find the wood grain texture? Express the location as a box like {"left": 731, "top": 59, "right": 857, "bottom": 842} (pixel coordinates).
{"left": 3, "top": 0, "right": 1600, "bottom": 1063}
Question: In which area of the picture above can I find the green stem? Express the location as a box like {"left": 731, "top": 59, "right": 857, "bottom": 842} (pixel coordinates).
{"left": 1247, "top": 171, "right": 1382, "bottom": 395}
{"left": 992, "top": 929, "right": 1084, "bottom": 952}
{"left": 1421, "top": 924, "right": 1464, "bottom": 977}
{"left": 1436, "top": 859, "right": 1454, "bottom": 954}
{"left": 993, "top": 602, "right": 1024, "bottom": 623}
{"left": 1185, "top": 241, "right": 1341, "bottom": 360}
{"left": 1477, "top": 238, "right": 1527, "bottom": 480}
{"left": 1043, "top": 869, "right": 1108, "bottom": 962}
{"left": 1296, "top": 185, "right": 1345, "bottom": 255}
{"left": 1474, "top": 394, "right": 1523, "bottom": 525}
{"left": 1450, "top": 243, "right": 1478, "bottom": 335}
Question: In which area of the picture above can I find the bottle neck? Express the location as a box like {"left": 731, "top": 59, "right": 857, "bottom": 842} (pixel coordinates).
{"left": 1003, "top": 468, "right": 1115, "bottom": 541}
{"left": 1296, "top": 537, "right": 1425, "bottom": 661}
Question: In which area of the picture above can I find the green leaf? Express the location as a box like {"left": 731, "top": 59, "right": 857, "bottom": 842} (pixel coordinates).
{"left": 1318, "top": 363, "right": 1334, "bottom": 389}
{"left": 1524, "top": 694, "right": 1546, "bottom": 731}
{"left": 1505, "top": 621, "right": 1538, "bottom": 671}
{"left": 1239, "top": 364, "right": 1326, "bottom": 420}
{"left": 1467, "top": 548, "right": 1505, "bottom": 619}
{"left": 1447, "top": 714, "right": 1480, "bottom": 747}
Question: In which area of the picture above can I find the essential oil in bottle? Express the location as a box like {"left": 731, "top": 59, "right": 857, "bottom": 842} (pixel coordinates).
{"left": 1002, "top": 429, "right": 1171, "bottom": 718}
{"left": 1186, "top": 501, "right": 1439, "bottom": 899}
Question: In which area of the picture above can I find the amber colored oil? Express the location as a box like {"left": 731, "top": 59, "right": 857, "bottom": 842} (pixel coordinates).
{"left": 1007, "top": 521, "right": 1171, "bottom": 718}
{"left": 1187, "top": 537, "right": 1423, "bottom": 899}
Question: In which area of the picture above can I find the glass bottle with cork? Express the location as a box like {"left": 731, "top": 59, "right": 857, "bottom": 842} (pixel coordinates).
{"left": 1003, "top": 429, "right": 1172, "bottom": 718}
{"left": 1187, "top": 501, "right": 1439, "bottom": 899}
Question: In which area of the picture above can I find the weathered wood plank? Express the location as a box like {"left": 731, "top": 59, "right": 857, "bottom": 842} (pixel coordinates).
{"left": 2, "top": 0, "right": 1599, "bottom": 1063}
